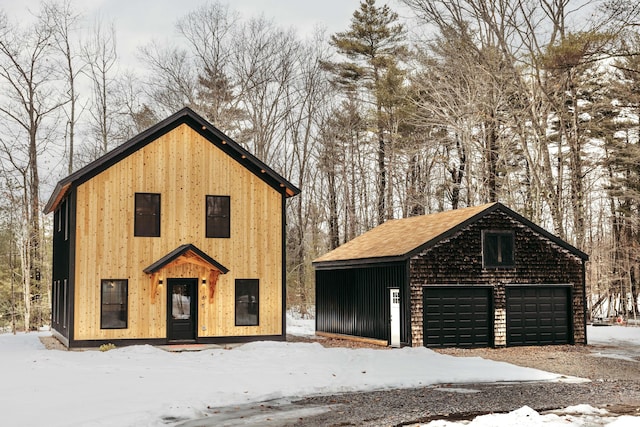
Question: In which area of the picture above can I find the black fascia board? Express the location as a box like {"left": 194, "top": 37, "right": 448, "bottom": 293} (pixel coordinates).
{"left": 312, "top": 202, "right": 588, "bottom": 269}
{"left": 184, "top": 111, "right": 301, "bottom": 197}
{"left": 404, "top": 202, "right": 588, "bottom": 261}
{"left": 493, "top": 203, "right": 589, "bottom": 261}
{"left": 44, "top": 107, "right": 300, "bottom": 214}
{"left": 312, "top": 256, "right": 408, "bottom": 270}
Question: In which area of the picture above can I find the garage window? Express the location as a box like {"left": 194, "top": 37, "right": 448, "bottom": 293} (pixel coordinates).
{"left": 483, "top": 230, "right": 514, "bottom": 268}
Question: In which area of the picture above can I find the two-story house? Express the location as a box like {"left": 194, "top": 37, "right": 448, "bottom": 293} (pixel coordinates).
{"left": 44, "top": 107, "right": 300, "bottom": 348}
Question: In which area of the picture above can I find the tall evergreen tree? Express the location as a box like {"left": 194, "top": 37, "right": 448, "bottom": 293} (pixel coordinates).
{"left": 325, "top": 0, "right": 407, "bottom": 225}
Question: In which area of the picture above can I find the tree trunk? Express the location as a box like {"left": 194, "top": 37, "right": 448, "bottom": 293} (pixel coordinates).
{"left": 377, "top": 102, "right": 386, "bottom": 225}
{"left": 29, "top": 126, "right": 42, "bottom": 329}
{"left": 328, "top": 168, "right": 340, "bottom": 249}
{"left": 485, "top": 115, "right": 498, "bottom": 202}
{"left": 568, "top": 75, "right": 585, "bottom": 250}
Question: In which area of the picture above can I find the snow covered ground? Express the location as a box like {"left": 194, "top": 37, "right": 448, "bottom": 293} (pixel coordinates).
{"left": 423, "top": 404, "right": 639, "bottom": 427}
{"left": 0, "top": 318, "right": 638, "bottom": 426}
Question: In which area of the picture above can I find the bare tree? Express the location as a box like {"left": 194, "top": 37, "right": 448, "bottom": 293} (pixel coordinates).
{"left": 116, "top": 70, "right": 158, "bottom": 136}
{"left": 0, "top": 7, "right": 66, "bottom": 329}
{"left": 82, "top": 17, "right": 118, "bottom": 156}
{"left": 599, "top": 31, "right": 640, "bottom": 318}
{"left": 45, "top": 0, "right": 84, "bottom": 174}
{"left": 283, "top": 30, "right": 334, "bottom": 314}
{"left": 401, "top": 0, "right": 634, "bottom": 241}
{"left": 176, "top": 2, "right": 243, "bottom": 133}
{"left": 138, "top": 41, "right": 198, "bottom": 116}
{"left": 0, "top": 159, "right": 24, "bottom": 333}
{"left": 231, "top": 16, "right": 300, "bottom": 166}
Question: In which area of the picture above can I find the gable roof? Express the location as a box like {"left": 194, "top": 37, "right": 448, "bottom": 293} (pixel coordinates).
{"left": 143, "top": 244, "right": 229, "bottom": 274}
{"left": 44, "top": 107, "right": 300, "bottom": 214}
{"left": 313, "top": 203, "right": 588, "bottom": 268}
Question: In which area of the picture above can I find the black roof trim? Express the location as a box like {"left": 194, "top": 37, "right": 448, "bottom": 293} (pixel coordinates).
{"left": 313, "top": 202, "right": 588, "bottom": 268}
{"left": 143, "top": 243, "right": 229, "bottom": 274}
{"left": 44, "top": 107, "right": 300, "bottom": 213}
{"left": 312, "top": 256, "right": 407, "bottom": 270}
{"left": 492, "top": 203, "right": 588, "bottom": 260}
{"left": 402, "top": 204, "right": 502, "bottom": 260}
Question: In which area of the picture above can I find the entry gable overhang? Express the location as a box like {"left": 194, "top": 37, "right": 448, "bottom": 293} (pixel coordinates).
{"left": 43, "top": 107, "right": 300, "bottom": 214}
{"left": 143, "top": 244, "right": 229, "bottom": 275}
{"left": 313, "top": 202, "right": 588, "bottom": 269}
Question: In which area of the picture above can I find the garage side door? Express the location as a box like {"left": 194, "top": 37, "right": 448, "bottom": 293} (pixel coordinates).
{"left": 506, "top": 286, "right": 570, "bottom": 346}
{"left": 423, "top": 287, "right": 492, "bottom": 348}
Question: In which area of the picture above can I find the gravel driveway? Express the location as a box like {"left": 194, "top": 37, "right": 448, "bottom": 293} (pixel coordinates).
{"left": 42, "top": 333, "right": 640, "bottom": 426}
{"left": 270, "top": 337, "right": 640, "bottom": 426}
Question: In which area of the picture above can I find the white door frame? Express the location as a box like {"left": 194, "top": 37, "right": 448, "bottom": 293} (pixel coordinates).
{"left": 390, "top": 288, "right": 401, "bottom": 347}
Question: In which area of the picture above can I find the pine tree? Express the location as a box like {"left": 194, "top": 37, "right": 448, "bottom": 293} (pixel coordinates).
{"left": 324, "top": 0, "right": 407, "bottom": 224}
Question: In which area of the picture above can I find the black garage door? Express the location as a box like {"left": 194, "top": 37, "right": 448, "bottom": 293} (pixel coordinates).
{"left": 423, "top": 286, "right": 492, "bottom": 348}
{"left": 506, "top": 286, "right": 571, "bottom": 346}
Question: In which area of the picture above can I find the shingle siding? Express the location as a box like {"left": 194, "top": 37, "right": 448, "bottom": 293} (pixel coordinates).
{"left": 409, "top": 210, "right": 585, "bottom": 347}
{"left": 314, "top": 205, "right": 587, "bottom": 348}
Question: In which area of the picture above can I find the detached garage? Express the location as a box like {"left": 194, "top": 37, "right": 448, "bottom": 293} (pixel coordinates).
{"left": 313, "top": 203, "right": 588, "bottom": 348}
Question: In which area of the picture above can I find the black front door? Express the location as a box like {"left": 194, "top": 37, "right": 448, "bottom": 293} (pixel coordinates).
{"left": 167, "top": 278, "right": 197, "bottom": 341}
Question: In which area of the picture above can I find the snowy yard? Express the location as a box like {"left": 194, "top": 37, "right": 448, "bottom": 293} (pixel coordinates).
{"left": 0, "top": 318, "right": 638, "bottom": 426}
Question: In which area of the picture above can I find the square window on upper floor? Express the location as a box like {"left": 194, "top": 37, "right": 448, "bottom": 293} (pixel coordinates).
{"left": 482, "top": 230, "right": 514, "bottom": 268}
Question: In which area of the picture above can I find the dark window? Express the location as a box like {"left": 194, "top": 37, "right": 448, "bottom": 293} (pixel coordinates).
{"left": 55, "top": 208, "right": 61, "bottom": 233}
{"left": 235, "top": 279, "right": 259, "bottom": 326}
{"left": 101, "top": 279, "right": 128, "bottom": 329}
{"left": 53, "top": 280, "right": 59, "bottom": 324}
{"left": 483, "top": 231, "right": 515, "bottom": 268}
{"left": 63, "top": 279, "right": 68, "bottom": 329}
{"left": 63, "top": 199, "right": 69, "bottom": 241}
{"left": 206, "top": 195, "right": 230, "bottom": 238}
{"left": 135, "top": 193, "right": 160, "bottom": 237}
{"left": 55, "top": 199, "right": 69, "bottom": 240}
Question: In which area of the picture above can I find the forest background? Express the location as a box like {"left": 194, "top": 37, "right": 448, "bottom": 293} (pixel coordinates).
{"left": 1, "top": 0, "right": 639, "bottom": 331}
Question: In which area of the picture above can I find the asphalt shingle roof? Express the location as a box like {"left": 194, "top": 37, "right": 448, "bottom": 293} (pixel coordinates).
{"left": 313, "top": 202, "right": 588, "bottom": 266}
{"left": 313, "top": 203, "right": 496, "bottom": 264}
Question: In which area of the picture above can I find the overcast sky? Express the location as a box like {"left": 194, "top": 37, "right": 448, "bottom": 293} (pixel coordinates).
{"left": 2, "top": 0, "right": 406, "bottom": 67}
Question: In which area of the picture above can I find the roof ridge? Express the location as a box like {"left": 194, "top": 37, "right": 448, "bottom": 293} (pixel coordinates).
{"left": 313, "top": 202, "right": 587, "bottom": 266}
{"left": 313, "top": 203, "right": 497, "bottom": 265}
{"left": 44, "top": 107, "right": 300, "bottom": 213}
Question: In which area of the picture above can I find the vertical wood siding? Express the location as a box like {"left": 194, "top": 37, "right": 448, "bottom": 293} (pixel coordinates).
{"left": 73, "top": 124, "right": 283, "bottom": 341}
{"left": 316, "top": 263, "right": 407, "bottom": 343}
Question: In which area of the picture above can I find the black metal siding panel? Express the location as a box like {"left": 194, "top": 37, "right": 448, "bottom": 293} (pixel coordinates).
{"left": 51, "top": 195, "right": 71, "bottom": 340}
{"left": 316, "top": 264, "right": 407, "bottom": 343}
{"left": 506, "top": 286, "right": 570, "bottom": 346}
{"left": 67, "top": 190, "right": 77, "bottom": 343}
{"left": 423, "top": 287, "right": 493, "bottom": 348}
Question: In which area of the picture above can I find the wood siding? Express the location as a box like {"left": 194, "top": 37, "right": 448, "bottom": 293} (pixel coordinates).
{"left": 409, "top": 210, "right": 585, "bottom": 347}
{"left": 73, "top": 124, "right": 283, "bottom": 341}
